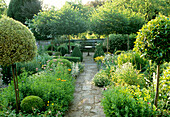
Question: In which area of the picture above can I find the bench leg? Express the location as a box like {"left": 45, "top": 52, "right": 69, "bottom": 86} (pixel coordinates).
{"left": 87, "top": 51, "right": 90, "bottom": 56}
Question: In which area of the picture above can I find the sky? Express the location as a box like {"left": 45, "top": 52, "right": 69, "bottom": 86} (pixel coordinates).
{"left": 5, "top": 0, "right": 95, "bottom": 9}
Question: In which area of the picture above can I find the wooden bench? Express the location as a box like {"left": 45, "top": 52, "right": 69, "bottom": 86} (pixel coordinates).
{"left": 84, "top": 46, "right": 93, "bottom": 56}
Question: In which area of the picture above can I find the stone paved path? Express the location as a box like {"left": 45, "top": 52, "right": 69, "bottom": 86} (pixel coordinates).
{"left": 65, "top": 52, "right": 105, "bottom": 117}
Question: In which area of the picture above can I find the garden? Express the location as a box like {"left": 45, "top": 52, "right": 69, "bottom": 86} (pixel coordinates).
{"left": 0, "top": 0, "right": 170, "bottom": 116}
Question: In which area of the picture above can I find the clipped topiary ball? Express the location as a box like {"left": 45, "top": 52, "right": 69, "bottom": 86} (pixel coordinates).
{"left": 21, "top": 95, "right": 44, "bottom": 113}
{"left": 134, "top": 15, "right": 170, "bottom": 65}
{"left": 71, "top": 46, "right": 83, "bottom": 62}
{"left": 0, "top": 16, "right": 37, "bottom": 66}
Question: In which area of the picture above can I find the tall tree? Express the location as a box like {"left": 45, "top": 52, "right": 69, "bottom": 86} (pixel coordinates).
{"left": 31, "top": 3, "right": 87, "bottom": 52}
{"left": 7, "top": 0, "right": 42, "bottom": 24}
{"left": 89, "top": 1, "right": 145, "bottom": 51}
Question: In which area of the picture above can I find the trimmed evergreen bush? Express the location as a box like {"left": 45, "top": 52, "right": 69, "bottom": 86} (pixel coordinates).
{"left": 71, "top": 46, "right": 83, "bottom": 62}
{"left": 93, "top": 47, "right": 104, "bottom": 59}
{"left": 20, "top": 95, "right": 44, "bottom": 113}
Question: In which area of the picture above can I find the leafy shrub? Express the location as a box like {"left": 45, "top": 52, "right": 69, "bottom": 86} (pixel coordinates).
{"left": 93, "top": 47, "right": 104, "bottom": 59}
{"left": 112, "top": 62, "right": 146, "bottom": 88}
{"left": 71, "top": 46, "right": 83, "bottom": 62}
{"left": 117, "top": 51, "right": 148, "bottom": 71}
{"left": 102, "top": 86, "right": 156, "bottom": 117}
{"left": 57, "top": 44, "right": 68, "bottom": 56}
{"left": 21, "top": 96, "right": 44, "bottom": 113}
{"left": 93, "top": 70, "right": 110, "bottom": 87}
{"left": 47, "top": 58, "right": 71, "bottom": 69}
{"left": 158, "top": 66, "right": 170, "bottom": 115}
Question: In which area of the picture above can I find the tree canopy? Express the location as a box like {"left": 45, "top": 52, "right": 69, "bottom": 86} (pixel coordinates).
{"left": 7, "top": 0, "right": 42, "bottom": 24}
{"left": 31, "top": 3, "right": 87, "bottom": 39}
{"left": 108, "top": 0, "right": 170, "bottom": 22}
{"left": 89, "top": 1, "right": 145, "bottom": 35}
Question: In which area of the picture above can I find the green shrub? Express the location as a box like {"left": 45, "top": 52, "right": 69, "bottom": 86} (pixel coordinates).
{"left": 93, "top": 70, "right": 110, "bottom": 87}
{"left": 117, "top": 51, "right": 148, "bottom": 71}
{"left": 71, "top": 46, "right": 83, "bottom": 62}
{"left": 112, "top": 62, "right": 146, "bottom": 88}
{"left": 47, "top": 58, "right": 71, "bottom": 69}
{"left": 158, "top": 66, "right": 170, "bottom": 115}
{"left": 57, "top": 44, "right": 68, "bottom": 56}
{"left": 102, "top": 86, "right": 156, "bottom": 117}
{"left": 21, "top": 96, "right": 44, "bottom": 113}
{"left": 93, "top": 47, "right": 104, "bottom": 59}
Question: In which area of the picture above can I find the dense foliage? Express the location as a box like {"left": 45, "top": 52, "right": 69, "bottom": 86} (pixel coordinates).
{"left": 7, "top": 0, "right": 42, "bottom": 24}
{"left": 30, "top": 3, "right": 87, "bottom": 39}
{"left": 109, "top": 0, "right": 170, "bottom": 21}
{"left": 93, "top": 47, "right": 104, "bottom": 59}
{"left": 89, "top": 1, "right": 145, "bottom": 35}
{"left": 108, "top": 34, "right": 136, "bottom": 52}
{"left": 102, "top": 86, "right": 156, "bottom": 117}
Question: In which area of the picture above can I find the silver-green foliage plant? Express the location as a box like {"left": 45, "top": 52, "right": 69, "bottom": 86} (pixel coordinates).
{"left": 113, "top": 62, "right": 146, "bottom": 88}
{"left": 93, "top": 70, "right": 110, "bottom": 87}
{"left": 0, "top": 16, "right": 37, "bottom": 66}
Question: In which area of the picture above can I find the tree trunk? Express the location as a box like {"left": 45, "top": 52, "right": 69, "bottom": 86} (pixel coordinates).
{"left": 12, "top": 64, "right": 19, "bottom": 113}
{"left": 14, "top": 64, "right": 20, "bottom": 107}
{"left": 154, "top": 64, "right": 160, "bottom": 108}
{"left": 107, "top": 35, "right": 109, "bottom": 53}
{"left": 127, "top": 34, "right": 129, "bottom": 50}
{"left": 68, "top": 35, "right": 71, "bottom": 54}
